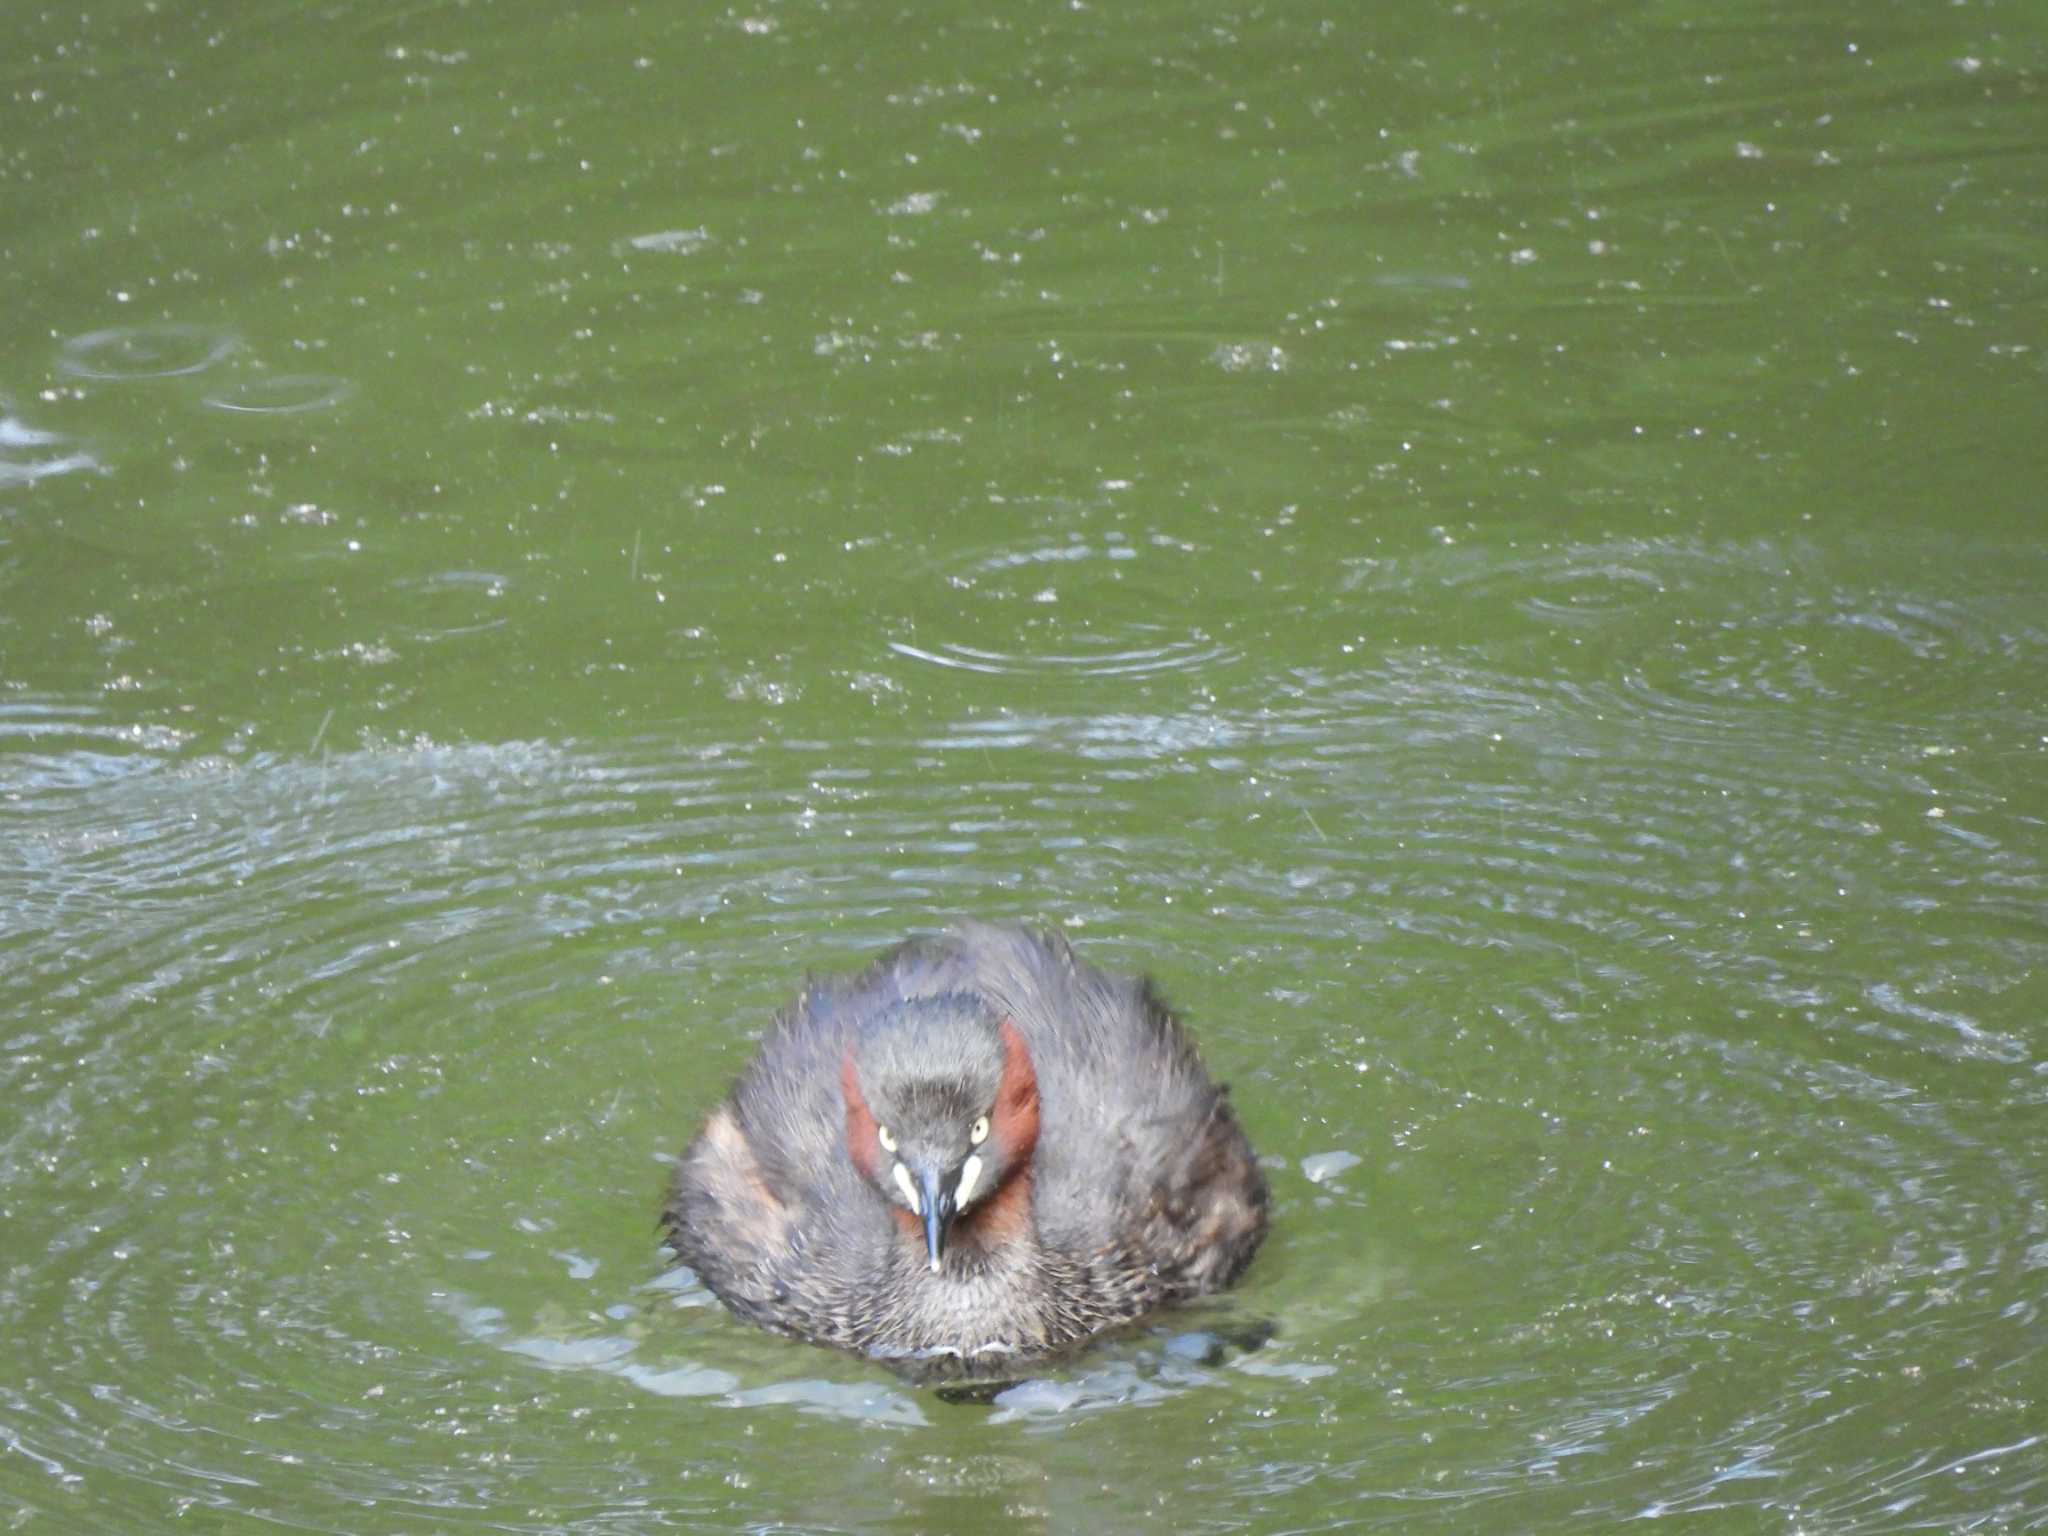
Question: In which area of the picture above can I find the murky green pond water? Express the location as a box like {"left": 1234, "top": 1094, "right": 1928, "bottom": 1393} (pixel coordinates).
{"left": 6, "top": 0, "right": 2046, "bottom": 1529}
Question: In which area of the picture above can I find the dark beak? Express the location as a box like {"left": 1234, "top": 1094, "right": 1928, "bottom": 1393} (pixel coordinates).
{"left": 919, "top": 1165, "right": 957, "bottom": 1273}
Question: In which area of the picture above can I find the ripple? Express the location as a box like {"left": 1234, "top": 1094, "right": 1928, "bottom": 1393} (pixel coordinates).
{"left": 1342, "top": 532, "right": 1791, "bottom": 617}
{"left": 0, "top": 407, "right": 101, "bottom": 486}
{"left": 1513, "top": 561, "right": 1675, "bottom": 623}
{"left": 201, "top": 372, "right": 355, "bottom": 415}
{"left": 1368, "top": 270, "right": 1475, "bottom": 292}
{"left": 619, "top": 227, "right": 714, "bottom": 255}
{"left": 2, "top": 735, "right": 822, "bottom": 1516}
{"left": 0, "top": 407, "right": 60, "bottom": 449}
{"left": 880, "top": 524, "right": 1245, "bottom": 684}
{"left": 0, "top": 697, "right": 193, "bottom": 795}
{"left": 386, "top": 568, "right": 514, "bottom": 638}
{"left": 1625, "top": 583, "right": 2047, "bottom": 719}
{"left": 452, "top": 1239, "right": 1263, "bottom": 1426}
{"left": 1, "top": 693, "right": 2039, "bottom": 1527}
{"left": 55, "top": 322, "right": 238, "bottom": 380}
{"left": 1338, "top": 534, "right": 2047, "bottom": 751}
{"left": 918, "top": 529, "right": 1147, "bottom": 587}
{"left": 887, "top": 630, "right": 1234, "bottom": 678}
{"left": 0, "top": 446, "right": 100, "bottom": 488}
{"left": 886, "top": 529, "right": 1253, "bottom": 687}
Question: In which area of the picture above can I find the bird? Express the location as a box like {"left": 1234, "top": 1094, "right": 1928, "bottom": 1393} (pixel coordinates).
{"left": 661, "top": 923, "right": 1269, "bottom": 1377}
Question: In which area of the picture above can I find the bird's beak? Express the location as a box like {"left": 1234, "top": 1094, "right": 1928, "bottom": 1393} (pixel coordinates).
{"left": 919, "top": 1165, "right": 957, "bottom": 1273}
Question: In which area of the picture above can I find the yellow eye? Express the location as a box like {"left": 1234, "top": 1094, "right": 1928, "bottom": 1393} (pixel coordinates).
{"left": 969, "top": 1115, "right": 990, "bottom": 1146}
{"left": 877, "top": 1125, "right": 897, "bottom": 1153}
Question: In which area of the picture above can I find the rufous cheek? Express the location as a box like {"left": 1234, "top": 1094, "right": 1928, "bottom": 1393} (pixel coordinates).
{"left": 841, "top": 1051, "right": 882, "bottom": 1183}
{"left": 992, "top": 1018, "right": 1041, "bottom": 1165}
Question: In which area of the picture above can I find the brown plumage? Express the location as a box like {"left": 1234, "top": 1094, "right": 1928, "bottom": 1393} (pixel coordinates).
{"left": 662, "top": 924, "right": 1269, "bottom": 1377}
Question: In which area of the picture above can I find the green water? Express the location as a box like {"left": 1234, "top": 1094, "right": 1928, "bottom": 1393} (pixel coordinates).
{"left": 4, "top": 0, "right": 2045, "bottom": 1529}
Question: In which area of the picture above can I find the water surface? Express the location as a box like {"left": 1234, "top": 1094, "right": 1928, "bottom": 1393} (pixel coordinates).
{"left": 4, "top": 0, "right": 2045, "bottom": 1529}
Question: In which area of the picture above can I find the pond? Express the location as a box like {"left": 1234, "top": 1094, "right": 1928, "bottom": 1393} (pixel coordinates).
{"left": 4, "top": 0, "right": 2045, "bottom": 1529}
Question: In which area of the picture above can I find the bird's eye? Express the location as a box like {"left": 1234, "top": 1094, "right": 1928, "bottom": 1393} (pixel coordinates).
{"left": 969, "top": 1115, "right": 990, "bottom": 1146}
{"left": 877, "top": 1125, "right": 897, "bottom": 1153}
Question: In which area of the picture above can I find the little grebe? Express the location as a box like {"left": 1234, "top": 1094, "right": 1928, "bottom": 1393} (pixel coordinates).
{"left": 662, "top": 923, "right": 1268, "bottom": 1375}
